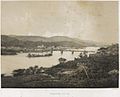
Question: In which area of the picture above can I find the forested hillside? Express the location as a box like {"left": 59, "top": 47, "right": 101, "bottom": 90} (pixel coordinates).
{"left": 1, "top": 35, "right": 103, "bottom": 48}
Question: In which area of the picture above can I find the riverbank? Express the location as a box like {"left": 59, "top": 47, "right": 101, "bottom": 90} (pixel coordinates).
{"left": 1, "top": 44, "right": 119, "bottom": 88}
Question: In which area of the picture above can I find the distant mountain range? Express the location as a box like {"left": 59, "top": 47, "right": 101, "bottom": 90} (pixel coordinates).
{"left": 1, "top": 35, "right": 105, "bottom": 48}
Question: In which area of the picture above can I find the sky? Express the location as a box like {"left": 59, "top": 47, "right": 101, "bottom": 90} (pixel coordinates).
{"left": 1, "top": 1, "right": 118, "bottom": 44}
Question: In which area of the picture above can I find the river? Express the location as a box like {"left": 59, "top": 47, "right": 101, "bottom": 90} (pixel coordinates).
{"left": 1, "top": 47, "right": 99, "bottom": 75}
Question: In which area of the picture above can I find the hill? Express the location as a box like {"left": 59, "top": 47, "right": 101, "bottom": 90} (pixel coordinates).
{"left": 1, "top": 35, "right": 104, "bottom": 48}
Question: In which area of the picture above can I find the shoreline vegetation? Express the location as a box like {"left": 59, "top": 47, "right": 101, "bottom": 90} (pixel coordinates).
{"left": 1, "top": 49, "right": 18, "bottom": 55}
{"left": 1, "top": 44, "right": 119, "bottom": 88}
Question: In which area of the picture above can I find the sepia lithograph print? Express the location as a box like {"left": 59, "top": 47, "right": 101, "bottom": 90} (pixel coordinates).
{"left": 1, "top": 1, "right": 119, "bottom": 88}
